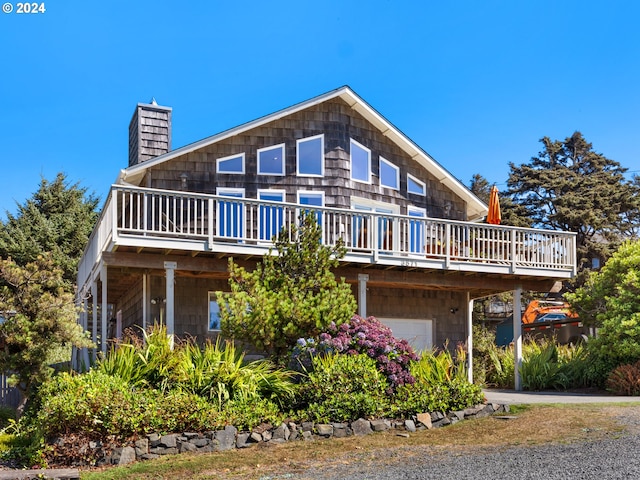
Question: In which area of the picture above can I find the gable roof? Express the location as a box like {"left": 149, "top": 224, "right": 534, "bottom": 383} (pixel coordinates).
{"left": 117, "top": 86, "right": 488, "bottom": 220}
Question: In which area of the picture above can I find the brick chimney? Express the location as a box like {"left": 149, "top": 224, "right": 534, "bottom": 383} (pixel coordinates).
{"left": 128, "top": 98, "right": 172, "bottom": 167}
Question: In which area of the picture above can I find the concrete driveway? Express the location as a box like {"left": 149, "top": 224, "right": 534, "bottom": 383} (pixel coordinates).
{"left": 484, "top": 388, "right": 640, "bottom": 405}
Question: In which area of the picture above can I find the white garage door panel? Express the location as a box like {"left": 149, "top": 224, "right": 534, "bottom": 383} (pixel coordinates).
{"left": 379, "top": 318, "right": 433, "bottom": 352}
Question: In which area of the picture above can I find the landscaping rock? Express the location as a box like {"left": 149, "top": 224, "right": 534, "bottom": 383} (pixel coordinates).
{"left": 250, "top": 431, "right": 263, "bottom": 443}
{"left": 430, "top": 411, "right": 445, "bottom": 422}
{"left": 405, "top": 419, "right": 417, "bottom": 432}
{"left": 432, "top": 417, "right": 451, "bottom": 428}
{"left": 351, "top": 418, "right": 373, "bottom": 436}
{"left": 302, "top": 421, "right": 314, "bottom": 432}
{"left": 179, "top": 442, "right": 197, "bottom": 453}
{"left": 416, "top": 413, "right": 432, "bottom": 429}
{"left": 370, "top": 419, "right": 389, "bottom": 432}
{"left": 111, "top": 446, "right": 136, "bottom": 465}
{"left": 332, "top": 423, "right": 349, "bottom": 438}
{"left": 216, "top": 426, "right": 237, "bottom": 451}
{"left": 134, "top": 438, "right": 148, "bottom": 456}
{"left": 302, "top": 430, "right": 313, "bottom": 441}
{"left": 160, "top": 434, "right": 178, "bottom": 448}
{"left": 272, "top": 423, "right": 291, "bottom": 441}
{"left": 316, "top": 424, "right": 334, "bottom": 437}
{"left": 236, "top": 432, "right": 251, "bottom": 448}
{"left": 450, "top": 410, "right": 466, "bottom": 422}
{"left": 147, "top": 433, "right": 161, "bottom": 447}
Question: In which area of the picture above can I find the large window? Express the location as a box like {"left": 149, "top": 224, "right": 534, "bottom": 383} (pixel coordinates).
{"left": 351, "top": 197, "right": 399, "bottom": 251}
{"left": 216, "top": 188, "right": 245, "bottom": 239}
{"left": 258, "top": 189, "right": 285, "bottom": 242}
{"left": 350, "top": 139, "right": 371, "bottom": 183}
{"left": 297, "top": 134, "right": 324, "bottom": 176}
{"left": 379, "top": 157, "right": 399, "bottom": 190}
{"left": 217, "top": 153, "right": 245, "bottom": 174}
{"left": 208, "top": 292, "right": 220, "bottom": 331}
{"left": 258, "top": 144, "right": 285, "bottom": 176}
{"left": 407, "top": 173, "right": 426, "bottom": 196}
{"left": 407, "top": 206, "right": 426, "bottom": 254}
{"left": 298, "top": 191, "right": 324, "bottom": 230}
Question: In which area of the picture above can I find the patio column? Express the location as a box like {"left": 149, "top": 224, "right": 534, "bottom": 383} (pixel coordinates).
{"left": 358, "top": 274, "right": 369, "bottom": 317}
{"left": 513, "top": 285, "right": 523, "bottom": 391}
{"left": 467, "top": 293, "right": 474, "bottom": 384}
{"left": 100, "top": 265, "right": 108, "bottom": 354}
{"left": 91, "top": 278, "right": 98, "bottom": 362}
{"left": 165, "top": 261, "right": 176, "bottom": 344}
{"left": 142, "top": 273, "right": 148, "bottom": 331}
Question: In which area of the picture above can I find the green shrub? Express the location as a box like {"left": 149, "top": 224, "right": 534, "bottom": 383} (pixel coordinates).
{"left": 171, "top": 339, "right": 295, "bottom": 408}
{"left": 390, "top": 382, "right": 452, "bottom": 417}
{"left": 0, "top": 406, "right": 15, "bottom": 430}
{"left": 297, "top": 353, "right": 389, "bottom": 423}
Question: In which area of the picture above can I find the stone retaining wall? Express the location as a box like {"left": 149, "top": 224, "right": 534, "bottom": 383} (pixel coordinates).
{"left": 55, "top": 403, "right": 508, "bottom": 467}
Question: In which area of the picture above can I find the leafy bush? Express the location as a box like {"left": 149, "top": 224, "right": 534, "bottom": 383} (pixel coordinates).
{"left": 290, "top": 315, "right": 419, "bottom": 391}
{"left": 0, "top": 406, "right": 15, "bottom": 430}
{"left": 521, "top": 342, "right": 565, "bottom": 391}
{"left": 568, "top": 240, "right": 640, "bottom": 385}
{"left": 297, "top": 353, "right": 390, "bottom": 423}
{"left": 606, "top": 361, "right": 640, "bottom": 396}
{"left": 170, "top": 338, "right": 296, "bottom": 408}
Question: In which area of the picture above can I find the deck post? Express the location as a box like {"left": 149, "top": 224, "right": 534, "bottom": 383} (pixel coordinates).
{"left": 100, "top": 264, "right": 108, "bottom": 354}
{"left": 467, "top": 292, "right": 474, "bottom": 384}
{"left": 91, "top": 279, "right": 98, "bottom": 362}
{"left": 513, "top": 285, "right": 523, "bottom": 391}
{"left": 164, "top": 261, "right": 177, "bottom": 346}
{"left": 358, "top": 274, "right": 369, "bottom": 317}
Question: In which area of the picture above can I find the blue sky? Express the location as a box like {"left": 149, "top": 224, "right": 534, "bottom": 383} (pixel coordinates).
{"left": 1, "top": 0, "right": 638, "bottom": 219}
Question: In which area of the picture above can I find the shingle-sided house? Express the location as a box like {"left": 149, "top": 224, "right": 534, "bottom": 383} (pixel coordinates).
{"left": 75, "top": 86, "right": 576, "bottom": 379}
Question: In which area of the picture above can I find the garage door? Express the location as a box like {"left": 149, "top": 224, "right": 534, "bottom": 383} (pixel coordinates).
{"left": 379, "top": 318, "right": 433, "bottom": 352}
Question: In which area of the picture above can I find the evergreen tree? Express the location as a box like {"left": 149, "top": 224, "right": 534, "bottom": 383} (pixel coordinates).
{"left": 0, "top": 173, "right": 99, "bottom": 292}
{"left": 218, "top": 212, "right": 357, "bottom": 362}
{"left": 469, "top": 174, "right": 530, "bottom": 227}
{"left": 0, "top": 255, "right": 94, "bottom": 415}
{"left": 507, "top": 132, "right": 640, "bottom": 282}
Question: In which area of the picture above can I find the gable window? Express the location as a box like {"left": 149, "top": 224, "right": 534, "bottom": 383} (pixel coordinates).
{"left": 380, "top": 157, "right": 399, "bottom": 190}
{"left": 258, "top": 144, "right": 285, "bottom": 176}
{"left": 216, "top": 188, "right": 245, "bottom": 239}
{"left": 217, "top": 153, "right": 245, "bottom": 174}
{"left": 407, "top": 174, "right": 426, "bottom": 196}
{"left": 297, "top": 134, "right": 324, "bottom": 176}
{"left": 258, "top": 189, "right": 285, "bottom": 242}
{"left": 350, "top": 139, "right": 371, "bottom": 183}
{"left": 208, "top": 292, "right": 220, "bottom": 331}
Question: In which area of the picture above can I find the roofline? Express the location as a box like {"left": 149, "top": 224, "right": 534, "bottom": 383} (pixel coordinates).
{"left": 118, "top": 86, "right": 488, "bottom": 220}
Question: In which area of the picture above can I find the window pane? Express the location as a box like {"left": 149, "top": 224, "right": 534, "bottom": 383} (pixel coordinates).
{"left": 258, "top": 145, "right": 285, "bottom": 175}
{"left": 408, "top": 175, "right": 425, "bottom": 195}
{"left": 259, "top": 191, "right": 285, "bottom": 241}
{"left": 209, "top": 294, "right": 220, "bottom": 331}
{"left": 408, "top": 209, "right": 426, "bottom": 253}
{"left": 298, "top": 137, "right": 323, "bottom": 176}
{"left": 218, "top": 155, "right": 243, "bottom": 173}
{"left": 380, "top": 158, "right": 399, "bottom": 189}
{"left": 351, "top": 140, "right": 370, "bottom": 182}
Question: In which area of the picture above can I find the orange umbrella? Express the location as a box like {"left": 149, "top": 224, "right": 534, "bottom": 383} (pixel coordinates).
{"left": 487, "top": 185, "right": 501, "bottom": 225}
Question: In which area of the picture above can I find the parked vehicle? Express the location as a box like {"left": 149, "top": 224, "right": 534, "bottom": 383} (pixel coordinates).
{"left": 496, "top": 299, "right": 589, "bottom": 346}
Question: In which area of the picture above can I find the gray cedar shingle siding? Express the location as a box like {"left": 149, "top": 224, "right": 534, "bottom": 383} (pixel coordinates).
{"left": 129, "top": 103, "right": 172, "bottom": 167}
{"left": 145, "top": 98, "right": 466, "bottom": 220}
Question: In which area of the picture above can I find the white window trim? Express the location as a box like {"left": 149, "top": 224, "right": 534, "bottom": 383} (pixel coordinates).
{"left": 258, "top": 189, "right": 286, "bottom": 201}
{"left": 408, "top": 205, "right": 427, "bottom": 217}
{"left": 379, "top": 156, "right": 400, "bottom": 190}
{"left": 208, "top": 291, "right": 221, "bottom": 332}
{"left": 296, "top": 134, "right": 325, "bottom": 177}
{"left": 407, "top": 173, "right": 426, "bottom": 196}
{"left": 350, "top": 138, "right": 372, "bottom": 184}
{"left": 297, "top": 190, "right": 325, "bottom": 206}
{"left": 257, "top": 143, "right": 286, "bottom": 176}
{"left": 216, "top": 153, "right": 245, "bottom": 174}
{"left": 216, "top": 187, "right": 245, "bottom": 197}
{"left": 350, "top": 196, "right": 400, "bottom": 214}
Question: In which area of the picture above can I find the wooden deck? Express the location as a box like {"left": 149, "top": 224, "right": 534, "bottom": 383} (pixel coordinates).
{"left": 78, "top": 185, "right": 577, "bottom": 290}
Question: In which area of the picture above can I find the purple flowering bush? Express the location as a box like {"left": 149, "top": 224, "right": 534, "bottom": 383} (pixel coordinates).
{"left": 290, "top": 315, "right": 420, "bottom": 391}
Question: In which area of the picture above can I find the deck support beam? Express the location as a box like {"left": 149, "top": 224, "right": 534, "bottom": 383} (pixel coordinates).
{"left": 358, "top": 274, "right": 369, "bottom": 317}
{"left": 513, "top": 285, "right": 523, "bottom": 391}
{"left": 165, "top": 261, "right": 177, "bottom": 346}
{"left": 100, "top": 264, "right": 108, "bottom": 354}
{"left": 467, "top": 293, "right": 474, "bottom": 384}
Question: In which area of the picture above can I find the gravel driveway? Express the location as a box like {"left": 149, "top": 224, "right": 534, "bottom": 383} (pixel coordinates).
{"left": 280, "top": 411, "right": 640, "bottom": 480}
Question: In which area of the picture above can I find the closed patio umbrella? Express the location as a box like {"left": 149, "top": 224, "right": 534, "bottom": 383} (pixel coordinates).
{"left": 487, "top": 185, "right": 501, "bottom": 225}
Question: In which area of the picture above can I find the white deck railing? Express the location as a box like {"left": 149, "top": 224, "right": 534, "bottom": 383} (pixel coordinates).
{"left": 77, "top": 185, "right": 577, "bottom": 290}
